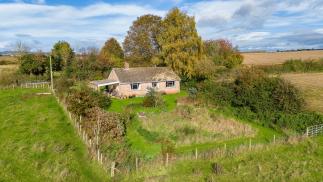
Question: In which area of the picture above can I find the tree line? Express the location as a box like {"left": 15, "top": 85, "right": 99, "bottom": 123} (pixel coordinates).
{"left": 18, "top": 7, "right": 243, "bottom": 81}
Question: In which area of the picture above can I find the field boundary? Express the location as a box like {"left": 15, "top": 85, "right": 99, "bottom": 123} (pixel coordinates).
{"left": 0, "top": 82, "right": 50, "bottom": 89}
{"left": 306, "top": 124, "right": 323, "bottom": 137}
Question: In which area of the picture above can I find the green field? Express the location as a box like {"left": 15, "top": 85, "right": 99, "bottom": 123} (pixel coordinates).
{"left": 122, "top": 136, "right": 323, "bottom": 181}
{"left": 0, "top": 88, "right": 108, "bottom": 181}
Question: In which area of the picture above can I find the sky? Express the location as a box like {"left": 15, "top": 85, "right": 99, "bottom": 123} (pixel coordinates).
{"left": 0, "top": 0, "right": 323, "bottom": 52}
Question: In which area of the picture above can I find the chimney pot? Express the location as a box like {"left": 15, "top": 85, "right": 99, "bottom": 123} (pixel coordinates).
{"left": 124, "top": 62, "right": 129, "bottom": 70}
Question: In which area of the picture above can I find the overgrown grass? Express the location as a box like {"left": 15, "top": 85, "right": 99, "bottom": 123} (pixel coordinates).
{"left": 0, "top": 88, "right": 108, "bottom": 181}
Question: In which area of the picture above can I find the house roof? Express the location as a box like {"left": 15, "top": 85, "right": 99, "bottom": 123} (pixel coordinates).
{"left": 113, "top": 67, "right": 180, "bottom": 83}
{"left": 90, "top": 79, "right": 119, "bottom": 87}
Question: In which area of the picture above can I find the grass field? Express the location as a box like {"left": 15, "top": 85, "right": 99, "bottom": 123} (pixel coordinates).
{"left": 0, "top": 55, "right": 18, "bottom": 64}
{"left": 281, "top": 73, "right": 323, "bottom": 113}
{"left": 131, "top": 136, "right": 323, "bottom": 181}
{"left": 0, "top": 88, "right": 108, "bottom": 181}
{"left": 242, "top": 50, "right": 323, "bottom": 65}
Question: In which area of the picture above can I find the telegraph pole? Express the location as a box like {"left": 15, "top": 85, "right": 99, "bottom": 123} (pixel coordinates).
{"left": 49, "top": 55, "right": 54, "bottom": 91}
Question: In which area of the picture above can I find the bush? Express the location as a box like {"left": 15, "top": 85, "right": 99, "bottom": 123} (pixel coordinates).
{"left": 198, "top": 67, "right": 317, "bottom": 133}
{"left": 67, "top": 86, "right": 111, "bottom": 116}
{"left": 143, "top": 87, "right": 164, "bottom": 107}
{"left": 19, "top": 53, "right": 48, "bottom": 76}
{"left": 259, "top": 59, "right": 323, "bottom": 73}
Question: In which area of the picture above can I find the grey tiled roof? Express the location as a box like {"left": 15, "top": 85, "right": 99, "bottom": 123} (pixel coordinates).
{"left": 113, "top": 67, "right": 180, "bottom": 83}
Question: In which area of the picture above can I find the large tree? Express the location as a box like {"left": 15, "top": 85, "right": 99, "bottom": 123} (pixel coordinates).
{"left": 51, "top": 41, "right": 74, "bottom": 71}
{"left": 157, "top": 8, "right": 203, "bottom": 78}
{"left": 98, "top": 38, "right": 124, "bottom": 70}
{"left": 19, "top": 52, "right": 48, "bottom": 76}
{"left": 204, "top": 39, "right": 243, "bottom": 69}
{"left": 123, "top": 14, "right": 162, "bottom": 66}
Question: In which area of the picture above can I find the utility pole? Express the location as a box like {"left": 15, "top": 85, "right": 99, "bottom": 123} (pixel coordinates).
{"left": 49, "top": 55, "right": 54, "bottom": 91}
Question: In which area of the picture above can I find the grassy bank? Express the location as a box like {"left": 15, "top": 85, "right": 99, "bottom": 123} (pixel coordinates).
{"left": 123, "top": 136, "right": 323, "bottom": 181}
{"left": 0, "top": 88, "right": 108, "bottom": 181}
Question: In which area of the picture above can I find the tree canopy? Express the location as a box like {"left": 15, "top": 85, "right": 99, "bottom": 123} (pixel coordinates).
{"left": 98, "top": 38, "right": 124, "bottom": 70}
{"left": 123, "top": 14, "right": 162, "bottom": 66}
{"left": 19, "top": 53, "right": 48, "bottom": 76}
{"left": 157, "top": 8, "right": 203, "bottom": 78}
{"left": 51, "top": 41, "right": 74, "bottom": 71}
{"left": 204, "top": 39, "right": 243, "bottom": 69}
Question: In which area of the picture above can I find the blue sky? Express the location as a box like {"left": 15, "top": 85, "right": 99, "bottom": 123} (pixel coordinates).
{"left": 0, "top": 0, "right": 323, "bottom": 52}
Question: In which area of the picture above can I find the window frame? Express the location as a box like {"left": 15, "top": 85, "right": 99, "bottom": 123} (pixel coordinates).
{"left": 152, "top": 82, "right": 158, "bottom": 88}
{"left": 130, "top": 83, "right": 140, "bottom": 90}
{"left": 166, "top": 81, "right": 175, "bottom": 88}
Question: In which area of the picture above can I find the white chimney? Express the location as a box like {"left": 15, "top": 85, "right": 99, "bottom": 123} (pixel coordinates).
{"left": 124, "top": 62, "right": 129, "bottom": 70}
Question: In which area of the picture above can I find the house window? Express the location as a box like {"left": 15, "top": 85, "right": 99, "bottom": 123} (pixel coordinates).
{"left": 152, "top": 82, "right": 158, "bottom": 88}
{"left": 131, "top": 83, "right": 140, "bottom": 90}
{"left": 166, "top": 81, "right": 175, "bottom": 88}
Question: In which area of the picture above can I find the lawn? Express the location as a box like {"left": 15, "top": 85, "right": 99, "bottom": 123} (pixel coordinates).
{"left": 0, "top": 88, "right": 108, "bottom": 181}
{"left": 108, "top": 91, "right": 187, "bottom": 113}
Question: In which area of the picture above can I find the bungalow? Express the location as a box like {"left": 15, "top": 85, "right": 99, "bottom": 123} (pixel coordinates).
{"left": 89, "top": 64, "right": 180, "bottom": 97}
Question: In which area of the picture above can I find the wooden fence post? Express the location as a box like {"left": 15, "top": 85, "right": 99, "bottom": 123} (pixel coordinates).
{"left": 111, "top": 161, "right": 115, "bottom": 177}
{"left": 306, "top": 127, "right": 309, "bottom": 137}
{"left": 273, "top": 135, "right": 276, "bottom": 144}
{"left": 166, "top": 153, "right": 169, "bottom": 167}
{"left": 195, "top": 148, "right": 198, "bottom": 160}
{"left": 249, "top": 139, "right": 252, "bottom": 150}
{"left": 135, "top": 157, "right": 139, "bottom": 171}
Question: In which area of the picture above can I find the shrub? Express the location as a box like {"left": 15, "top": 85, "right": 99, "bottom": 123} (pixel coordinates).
{"left": 143, "top": 87, "right": 164, "bottom": 107}
{"left": 188, "top": 87, "right": 198, "bottom": 100}
{"left": 67, "top": 86, "right": 111, "bottom": 116}
{"left": 259, "top": 59, "right": 323, "bottom": 73}
{"left": 198, "top": 67, "right": 315, "bottom": 133}
{"left": 19, "top": 53, "right": 48, "bottom": 76}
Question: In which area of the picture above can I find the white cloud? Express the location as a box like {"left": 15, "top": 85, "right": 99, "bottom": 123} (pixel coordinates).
{"left": 0, "top": 2, "right": 166, "bottom": 51}
{"left": 0, "top": 0, "right": 323, "bottom": 51}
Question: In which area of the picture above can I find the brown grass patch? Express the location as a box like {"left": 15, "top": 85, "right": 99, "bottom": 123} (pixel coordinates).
{"left": 141, "top": 106, "right": 255, "bottom": 146}
{"left": 242, "top": 50, "right": 323, "bottom": 65}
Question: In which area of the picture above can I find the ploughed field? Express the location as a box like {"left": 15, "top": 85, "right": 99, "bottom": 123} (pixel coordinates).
{"left": 242, "top": 50, "right": 323, "bottom": 65}
{"left": 0, "top": 88, "right": 108, "bottom": 181}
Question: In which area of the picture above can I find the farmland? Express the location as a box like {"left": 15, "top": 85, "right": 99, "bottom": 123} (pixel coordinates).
{"left": 0, "top": 88, "right": 108, "bottom": 181}
{"left": 242, "top": 50, "right": 323, "bottom": 65}
{"left": 281, "top": 73, "right": 323, "bottom": 113}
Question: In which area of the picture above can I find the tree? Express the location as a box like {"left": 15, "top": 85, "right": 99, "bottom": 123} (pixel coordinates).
{"left": 157, "top": 8, "right": 203, "bottom": 78}
{"left": 204, "top": 39, "right": 243, "bottom": 69}
{"left": 123, "top": 14, "right": 162, "bottom": 66}
{"left": 143, "top": 87, "right": 164, "bottom": 107}
{"left": 98, "top": 38, "right": 124, "bottom": 71}
{"left": 15, "top": 41, "right": 30, "bottom": 56}
{"left": 19, "top": 53, "right": 48, "bottom": 76}
{"left": 51, "top": 41, "right": 74, "bottom": 71}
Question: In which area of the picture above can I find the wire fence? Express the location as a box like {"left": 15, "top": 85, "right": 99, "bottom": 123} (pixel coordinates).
{"left": 0, "top": 82, "right": 50, "bottom": 89}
